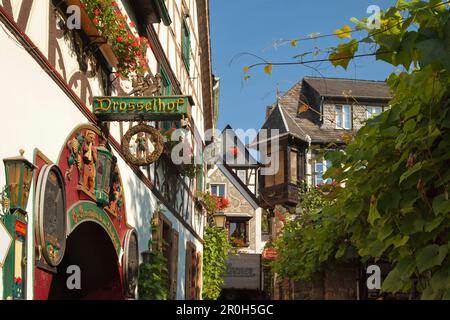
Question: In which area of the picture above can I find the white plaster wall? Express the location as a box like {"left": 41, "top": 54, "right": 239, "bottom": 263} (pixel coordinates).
{"left": 0, "top": 17, "right": 203, "bottom": 300}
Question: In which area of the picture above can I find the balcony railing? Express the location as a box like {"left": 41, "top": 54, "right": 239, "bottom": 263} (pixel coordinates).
{"left": 258, "top": 183, "right": 299, "bottom": 208}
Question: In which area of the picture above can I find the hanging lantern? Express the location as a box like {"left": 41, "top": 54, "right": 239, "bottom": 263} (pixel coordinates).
{"left": 212, "top": 212, "right": 227, "bottom": 229}
{"left": 95, "top": 146, "right": 114, "bottom": 207}
{"left": 3, "top": 149, "right": 36, "bottom": 214}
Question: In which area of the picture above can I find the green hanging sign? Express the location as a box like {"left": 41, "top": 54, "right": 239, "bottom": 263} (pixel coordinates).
{"left": 93, "top": 95, "right": 194, "bottom": 121}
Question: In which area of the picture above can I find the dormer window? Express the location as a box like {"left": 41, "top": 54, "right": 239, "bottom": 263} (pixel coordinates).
{"left": 335, "top": 105, "right": 352, "bottom": 129}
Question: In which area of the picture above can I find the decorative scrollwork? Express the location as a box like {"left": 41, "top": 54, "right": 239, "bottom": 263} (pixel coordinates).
{"left": 122, "top": 124, "right": 164, "bottom": 166}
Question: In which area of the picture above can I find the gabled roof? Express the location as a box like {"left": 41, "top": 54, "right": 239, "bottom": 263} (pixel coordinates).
{"left": 253, "top": 77, "right": 392, "bottom": 145}
{"left": 221, "top": 125, "right": 259, "bottom": 167}
{"left": 303, "top": 76, "right": 393, "bottom": 100}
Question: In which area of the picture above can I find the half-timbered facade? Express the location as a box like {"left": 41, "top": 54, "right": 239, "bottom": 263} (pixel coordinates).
{"left": 0, "top": 0, "right": 215, "bottom": 300}
{"left": 257, "top": 77, "right": 392, "bottom": 210}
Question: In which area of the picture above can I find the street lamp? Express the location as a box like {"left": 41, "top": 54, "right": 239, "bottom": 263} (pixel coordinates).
{"left": 212, "top": 212, "right": 226, "bottom": 229}
{"left": 95, "top": 145, "right": 114, "bottom": 207}
{"left": 3, "top": 149, "right": 36, "bottom": 214}
{"left": 2, "top": 149, "right": 36, "bottom": 300}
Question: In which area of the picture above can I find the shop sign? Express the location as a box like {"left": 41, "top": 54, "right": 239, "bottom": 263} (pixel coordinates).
{"left": 123, "top": 229, "right": 139, "bottom": 298}
{"left": 223, "top": 254, "right": 261, "bottom": 290}
{"left": 0, "top": 220, "right": 12, "bottom": 267}
{"left": 35, "top": 164, "right": 67, "bottom": 267}
{"left": 67, "top": 201, "right": 121, "bottom": 257}
{"left": 93, "top": 95, "right": 193, "bottom": 121}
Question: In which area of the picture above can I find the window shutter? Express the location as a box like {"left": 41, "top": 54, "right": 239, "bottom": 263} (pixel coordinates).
{"left": 185, "top": 242, "right": 192, "bottom": 300}
{"left": 170, "top": 230, "right": 179, "bottom": 299}
{"left": 191, "top": 249, "right": 197, "bottom": 299}
{"left": 196, "top": 253, "right": 202, "bottom": 299}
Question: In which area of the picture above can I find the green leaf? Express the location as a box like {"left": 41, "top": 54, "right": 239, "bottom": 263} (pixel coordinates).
{"left": 416, "top": 244, "right": 448, "bottom": 273}
{"left": 368, "top": 196, "right": 381, "bottom": 225}
{"left": 399, "top": 161, "right": 423, "bottom": 184}
{"left": 432, "top": 194, "right": 450, "bottom": 215}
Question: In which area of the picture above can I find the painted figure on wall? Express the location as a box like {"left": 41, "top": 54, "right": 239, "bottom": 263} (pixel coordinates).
{"left": 82, "top": 130, "right": 97, "bottom": 193}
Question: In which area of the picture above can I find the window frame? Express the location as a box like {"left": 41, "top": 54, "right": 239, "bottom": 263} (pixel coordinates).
{"left": 314, "top": 158, "right": 332, "bottom": 186}
{"left": 160, "top": 65, "right": 172, "bottom": 96}
{"left": 366, "top": 106, "right": 383, "bottom": 119}
{"left": 335, "top": 105, "right": 352, "bottom": 129}
{"left": 210, "top": 183, "right": 226, "bottom": 197}
{"left": 227, "top": 218, "right": 250, "bottom": 247}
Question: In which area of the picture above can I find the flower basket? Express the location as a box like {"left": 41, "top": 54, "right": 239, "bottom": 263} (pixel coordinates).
{"left": 65, "top": 0, "right": 119, "bottom": 68}
{"left": 65, "top": 0, "right": 149, "bottom": 78}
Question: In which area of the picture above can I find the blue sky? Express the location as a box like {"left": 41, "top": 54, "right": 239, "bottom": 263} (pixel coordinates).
{"left": 210, "top": 0, "right": 397, "bottom": 133}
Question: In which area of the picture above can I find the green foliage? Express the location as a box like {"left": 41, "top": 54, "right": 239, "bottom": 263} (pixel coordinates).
{"left": 202, "top": 227, "right": 232, "bottom": 300}
{"left": 271, "top": 183, "right": 344, "bottom": 280}
{"left": 138, "top": 221, "right": 169, "bottom": 300}
{"left": 138, "top": 248, "right": 169, "bottom": 300}
{"left": 275, "top": 1, "right": 450, "bottom": 299}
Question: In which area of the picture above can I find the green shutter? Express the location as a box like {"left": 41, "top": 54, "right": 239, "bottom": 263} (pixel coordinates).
{"left": 160, "top": 65, "right": 172, "bottom": 96}
{"left": 182, "top": 18, "right": 190, "bottom": 72}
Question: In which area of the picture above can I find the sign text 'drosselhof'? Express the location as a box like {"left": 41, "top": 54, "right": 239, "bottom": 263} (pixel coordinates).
{"left": 93, "top": 95, "right": 194, "bottom": 121}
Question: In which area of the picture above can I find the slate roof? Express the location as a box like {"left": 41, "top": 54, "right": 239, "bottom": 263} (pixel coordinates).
{"left": 252, "top": 77, "right": 392, "bottom": 145}
{"left": 303, "top": 76, "right": 393, "bottom": 100}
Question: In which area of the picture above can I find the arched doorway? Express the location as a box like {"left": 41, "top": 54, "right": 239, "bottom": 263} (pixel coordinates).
{"left": 48, "top": 222, "right": 123, "bottom": 300}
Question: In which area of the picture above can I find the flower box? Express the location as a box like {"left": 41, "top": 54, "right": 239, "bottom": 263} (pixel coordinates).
{"left": 65, "top": 0, "right": 119, "bottom": 69}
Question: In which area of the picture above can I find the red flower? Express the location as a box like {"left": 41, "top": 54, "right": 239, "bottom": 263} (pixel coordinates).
{"left": 229, "top": 146, "right": 239, "bottom": 157}
{"left": 130, "top": 21, "right": 136, "bottom": 28}
{"left": 94, "top": 8, "right": 101, "bottom": 16}
{"left": 112, "top": 1, "right": 119, "bottom": 7}
{"left": 92, "top": 18, "right": 99, "bottom": 25}
{"left": 80, "top": 3, "right": 86, "bottom": 10}
{"left": 117, "top": 36, "right": 124, "bottom": 43}
{"left": 119, "top": 22, "right": 125, "bottom": 29}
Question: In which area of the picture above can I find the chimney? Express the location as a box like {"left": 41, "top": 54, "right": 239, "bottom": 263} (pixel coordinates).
{"left": 265, "top": 106, "right": 274, "bottom": 119}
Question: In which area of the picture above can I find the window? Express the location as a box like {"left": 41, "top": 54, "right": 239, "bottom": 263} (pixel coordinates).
{"left": 227, "top": 219, "right": 249, "bottom": 247}
{"left": 210, "top": 184, "right": 225, "bottom": 197}
{"left": 315, "top": 159, "right": 332, "bottom": 185}
{"left": 160, "top": 65, "right": 172, "bottom": 96}
{"left": 181, "top": 17, "right": 191, "bottom": 72}
{"left": 290, "top": 150, "right": 298, "bottom": 183}
{"left": 335, "top": 105, "right": 352, "bottom": 129}
{"left": 263, "top": 145, "right": 285, "bottom": 187}
{"left": 367, "top": 106, "right": 383, "bottom": 119}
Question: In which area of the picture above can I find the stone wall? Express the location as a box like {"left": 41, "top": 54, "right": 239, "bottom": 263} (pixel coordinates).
{"left": 209, "top": 169, "right": 257, "bottom": 252}
{"left": 274, "top": 262, "right": 360, "bottom": 300}
{"left": 321, "top": 103, "right": 375, "bottom": 131}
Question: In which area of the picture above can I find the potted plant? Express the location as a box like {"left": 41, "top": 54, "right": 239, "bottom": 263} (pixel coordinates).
{"left": 65, "top": 0, "right": 149, "bottom": 78}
